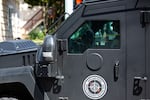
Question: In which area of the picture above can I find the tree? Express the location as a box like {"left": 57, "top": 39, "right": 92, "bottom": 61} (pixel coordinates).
{"left": 24, "top": 0, "right": 65, "bottom": 34}
{"left": 24, "top": 0, "right": 48, "bottom": 6}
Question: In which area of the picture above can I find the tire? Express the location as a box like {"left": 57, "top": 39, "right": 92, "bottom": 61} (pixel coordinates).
{"left": 0, "top": 97, "right": 18, "bottom": 100}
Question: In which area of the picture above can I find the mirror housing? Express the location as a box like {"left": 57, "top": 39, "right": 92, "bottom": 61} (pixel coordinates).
{"left": 42, "top": 35, "right": 56, "bottom": 63}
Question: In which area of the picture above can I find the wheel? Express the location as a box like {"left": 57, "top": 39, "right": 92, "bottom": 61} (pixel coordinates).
{"left": 0, "top": 97, "right": 18, "bottom": 100}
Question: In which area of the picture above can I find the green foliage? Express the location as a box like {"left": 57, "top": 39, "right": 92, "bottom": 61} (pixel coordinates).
{"left": 24, "top": 0, "right": 48, "bottom": 6}
{"left": 29, "top": 27, "right": 45, "bottom": 40}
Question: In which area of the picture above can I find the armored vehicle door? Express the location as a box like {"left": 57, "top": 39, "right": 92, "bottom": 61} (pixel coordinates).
{"left": 60, "top": 6, "right": 126, "bottom": 100}
{"left": 126, "top": 9, "right": 150, "bottom": 100}
{"left": 147, "top": 16, "right": 150, "bottom": 100}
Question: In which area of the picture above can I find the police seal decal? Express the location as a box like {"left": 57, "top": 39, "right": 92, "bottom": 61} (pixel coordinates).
{"left": 82, "top": 75, "right": 107, "bottom": 99}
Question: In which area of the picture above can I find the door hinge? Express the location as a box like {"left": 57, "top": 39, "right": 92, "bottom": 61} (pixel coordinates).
{"left": 57, "top": 39, "right": 67, "bottom": 55}
{"left": 140, "top": 11, "right": 150, "bottom": 27}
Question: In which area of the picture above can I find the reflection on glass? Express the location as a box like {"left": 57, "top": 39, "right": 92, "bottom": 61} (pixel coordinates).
{"left": 68, "top": 20, "right": 120, "bottom": 53}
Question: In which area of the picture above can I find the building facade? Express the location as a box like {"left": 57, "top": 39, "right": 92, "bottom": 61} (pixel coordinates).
{"left": 0, "top": 0, "right": 20, "bottom": 41}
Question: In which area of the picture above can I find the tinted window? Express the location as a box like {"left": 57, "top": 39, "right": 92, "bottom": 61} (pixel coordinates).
{"left": 68, "top": 20, "right": 120, "bottom": 53}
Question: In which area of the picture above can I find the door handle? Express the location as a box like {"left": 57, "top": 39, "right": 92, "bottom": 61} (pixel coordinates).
{"left": 59, "top": 97, "right": 68, "bottom": 100}
{"left": 114, "top": 61, "right": 119, "bottom": 82}
{"left": 134, "top": 76, "right": 147, "bottom": 81}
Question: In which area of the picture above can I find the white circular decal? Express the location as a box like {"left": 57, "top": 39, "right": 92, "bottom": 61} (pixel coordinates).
{"left": 83, "top": 75, "right": 107, "bottom": 100}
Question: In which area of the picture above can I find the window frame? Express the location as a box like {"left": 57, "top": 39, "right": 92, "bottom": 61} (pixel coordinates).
{"left": 68, "top": 20, "right": 121, "bottom": 54}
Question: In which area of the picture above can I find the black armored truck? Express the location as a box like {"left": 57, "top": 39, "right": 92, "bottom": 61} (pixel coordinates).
{"left": 0, "top": 0, "right": 150, "bottom": 100}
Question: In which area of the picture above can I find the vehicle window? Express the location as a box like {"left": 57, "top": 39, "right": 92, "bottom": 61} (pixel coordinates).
{"left": 68, "top": 20, "right": 120, "bottom": 53}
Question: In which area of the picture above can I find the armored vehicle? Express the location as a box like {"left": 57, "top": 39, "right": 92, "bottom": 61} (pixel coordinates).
{"left": 0, "top": 0, "right": 150, "bottom": 100}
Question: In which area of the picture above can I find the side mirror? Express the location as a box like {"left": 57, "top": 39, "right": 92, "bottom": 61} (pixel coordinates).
{"left": 35, "top": 35, "right": 56, "bottom": 77}
{"left": 42, "top": 35, "right": 56, "bottom": 63}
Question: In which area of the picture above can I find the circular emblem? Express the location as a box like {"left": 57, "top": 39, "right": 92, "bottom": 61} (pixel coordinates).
{"left": 83, "top": 75, "right": 107, "bottom": 100}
